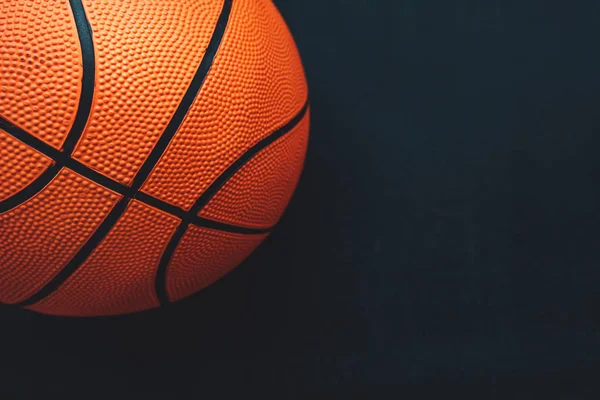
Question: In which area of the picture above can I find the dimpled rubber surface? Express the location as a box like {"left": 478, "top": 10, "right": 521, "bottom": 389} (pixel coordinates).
{"left": 0, "top": 0, "right": 82, "bottom": 149}
{"left": 29, "top": 201, "right": 180, "bottom": 316}
{"left": 166, "top": 226, "right": 268, "bottom": 302}
{"left": 72, "top": 0, "right": 224, "bottom": 184}
{"left": 200, "top": 111, "right": 310, "bottom": 229}
{"left": 0, "top": 170, "right": 120, "bottom": 304}
{"left": 0, "top": 129, "right": 53, "bottom": 202}
{"left": 142, "top": 0, "right": 308, "bottom": 210}
{"left": 0, "top": 0, "right": 309, "bottom": 315}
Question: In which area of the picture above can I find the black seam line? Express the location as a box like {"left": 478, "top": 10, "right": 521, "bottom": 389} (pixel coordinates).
{"left": 15, "top": 0, "right": 234, "bottom": 308}
{"left": 0, "top": 115, "right": 262, "bottom": 235}
{"left": 129, "top": 0, "right": 233, "bottom": 191}
{"left": 0, "top": 0, "right": 95, "bottom": 214}
{"left": 63, "top": 0, "right": 95, "bottom": 154}
{"left": 190, "top": 101, "right": 310, "bottom": 214}
{"left": 154, "top": 100, "right": 310, "bottom": 306}
{"left": 0, "top": 164, "right": 60, "bottom": 212}
{"left": 0, "top": 115, "right": 133, "bottom": 199}
{"left": 135, "top": 191, "right": 268, "bottom": 234}
{"left": 14, "top": 197, "right": 131, "bottom": 308}
{"left": 193, "top": 217, "right": 272, "bottom": 235}
{"left": 154, "top": 222, "right": 188, "bottom": 305}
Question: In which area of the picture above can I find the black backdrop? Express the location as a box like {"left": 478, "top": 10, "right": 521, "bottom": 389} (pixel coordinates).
{"left": 2, "top": 0, "right": 600, "bottom": 397}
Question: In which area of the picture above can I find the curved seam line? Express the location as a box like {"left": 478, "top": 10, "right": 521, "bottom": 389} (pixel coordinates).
{"left": 0, "top": 164, "right": 61, "bottom": 212}
{"left": 0, "top": 115, "right": 270, "bottom": 232}
{"left": 154, "top": 100, "right": 309, "bottom": 306}
{"left": 0, "top": 0, "right": 95, "bottom": 215}
{"left": 15, "top": 0, "right": 235, "bottom": 308}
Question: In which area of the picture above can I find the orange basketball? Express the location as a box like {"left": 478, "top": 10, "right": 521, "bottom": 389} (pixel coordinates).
{"left": 0, "top": 0, "right": 309, "bottom": 316}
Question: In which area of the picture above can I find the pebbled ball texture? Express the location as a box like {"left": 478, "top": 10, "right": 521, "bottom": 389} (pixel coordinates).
{"left": 29, "top": 201, "right": 180, "bottom": 316}
{"left": 0, "top": 0, "right": 309, "bottom": 316}
{"left": 71, "top": 0, "right": 224, "bottom": 184}
{"left": 0, "top": 129, "right": 53, "bottom": 202}
{"left": 166, "top": 225, "right": 268, "bottom": 302}
{"left": 0, "top": 0, "right": 82, "bottom": 149}
{"left": 0, "top": 169, "right": 120, "bottom": 304}
{"left": 200, "top": 111, "right": 310, "bottom": 230}
{"left": 141, "top": 0, "right": 308, "bottom": 210}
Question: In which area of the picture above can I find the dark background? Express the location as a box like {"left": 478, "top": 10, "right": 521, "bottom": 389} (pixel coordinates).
{"left": 2, "top": 0, "right": 600, "bottom": 397}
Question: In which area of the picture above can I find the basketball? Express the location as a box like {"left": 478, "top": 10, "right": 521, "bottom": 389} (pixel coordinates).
{"left": 0, "top": 0, "right": 309, "bottom": 316}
